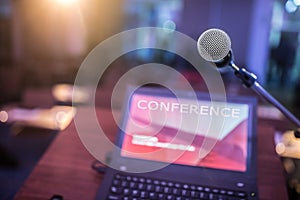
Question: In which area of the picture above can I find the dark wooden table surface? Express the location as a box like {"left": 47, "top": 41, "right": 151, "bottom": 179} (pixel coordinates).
{"left": 14, "top": 108, "right": 288, "bottom": 200}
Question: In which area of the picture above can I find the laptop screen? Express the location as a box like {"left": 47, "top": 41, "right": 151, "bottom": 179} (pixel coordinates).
{"left": 119, "top": 88, "right": 255, "bottom": 173}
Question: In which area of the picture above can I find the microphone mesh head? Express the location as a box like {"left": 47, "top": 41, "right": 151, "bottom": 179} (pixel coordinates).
{"left": 197, "top": 28, "right": 231, "bottom": 62}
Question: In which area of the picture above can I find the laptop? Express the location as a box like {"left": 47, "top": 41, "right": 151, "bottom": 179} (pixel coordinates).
{"left": 96, "top": 86, "right": 258, "bottom": 200}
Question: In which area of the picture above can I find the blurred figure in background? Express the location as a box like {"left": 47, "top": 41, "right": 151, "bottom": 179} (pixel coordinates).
{"left": 269, "top": 31, "right": 298, "bottom": 88}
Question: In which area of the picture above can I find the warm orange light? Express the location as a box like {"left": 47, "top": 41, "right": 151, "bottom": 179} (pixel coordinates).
{"left": 0, "top": 111, "right": 8, "bottom": 123}
{"left": 55, "top": 0, "right": 78, "bottom": 5}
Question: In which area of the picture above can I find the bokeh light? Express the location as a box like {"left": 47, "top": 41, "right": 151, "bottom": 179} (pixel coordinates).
{"left": 293, "top": 0, "right": 300, "bottom": 6}
{"left": 0, "top": 110, "right": 8, "bottom": 123}
{"left": 285, "top": 0, "right": 298, "bottom": 13}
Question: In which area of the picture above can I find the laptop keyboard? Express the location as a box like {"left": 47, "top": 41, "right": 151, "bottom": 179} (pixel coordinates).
{"left": 106, "top": 173, "right": 248, "bottom": 200}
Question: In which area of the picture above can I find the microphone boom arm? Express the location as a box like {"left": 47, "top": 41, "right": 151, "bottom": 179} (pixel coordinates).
{"left": 230, "top": 62, "right": 300, "bottom": 137}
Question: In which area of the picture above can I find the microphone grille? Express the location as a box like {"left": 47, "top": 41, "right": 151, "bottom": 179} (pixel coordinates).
{"left": 197, "top": 28, "right": 231, "bottom": 62}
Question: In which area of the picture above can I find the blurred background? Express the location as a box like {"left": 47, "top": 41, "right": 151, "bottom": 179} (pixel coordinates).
{"left": 0, "top": 0, "right": 299, "bottom": 112}
{"left": 1, "top": 0, "right": 300, "bottom": 199}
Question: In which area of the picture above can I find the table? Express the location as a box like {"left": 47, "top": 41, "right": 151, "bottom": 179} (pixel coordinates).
{"left": 14, "top": 108, "right": 288, "bottom": 200}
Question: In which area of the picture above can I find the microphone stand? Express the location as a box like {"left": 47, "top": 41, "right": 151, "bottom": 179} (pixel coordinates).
{"left": 224, "top": 54, "right": 300, "bottom": 137}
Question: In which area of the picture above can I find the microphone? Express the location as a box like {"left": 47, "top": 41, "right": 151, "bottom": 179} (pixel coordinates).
{"left": 197, "top": 28, "right": 233, "bottom": 68}
{"left": 197, "top": 28, "right": 300, "bottom": 138}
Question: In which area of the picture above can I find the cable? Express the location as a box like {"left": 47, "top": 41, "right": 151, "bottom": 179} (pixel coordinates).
{"left": 91, "top": 160, "right": 107, "bottom": 174}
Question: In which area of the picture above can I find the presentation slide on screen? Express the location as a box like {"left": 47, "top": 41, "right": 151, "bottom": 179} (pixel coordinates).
{"left": 121, "top": 94, "right": 250, "bottom": 172}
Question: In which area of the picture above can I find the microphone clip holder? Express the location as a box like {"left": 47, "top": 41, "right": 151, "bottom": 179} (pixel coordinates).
{"left": 233, "top": 67, "right": 256, "bottom": 88}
